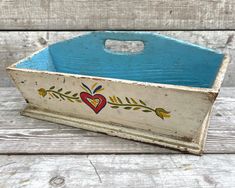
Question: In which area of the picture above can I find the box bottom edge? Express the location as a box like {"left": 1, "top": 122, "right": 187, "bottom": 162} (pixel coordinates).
{"left": 21, "top": 105, "right": 207, "bottom": 155}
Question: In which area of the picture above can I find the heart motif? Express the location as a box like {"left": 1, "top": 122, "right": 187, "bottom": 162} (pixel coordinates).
{"left": 80, "top": 92, "right": 107, "bottom": 114}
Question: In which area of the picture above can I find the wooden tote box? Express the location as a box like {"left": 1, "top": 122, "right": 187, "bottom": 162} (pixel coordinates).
{"left": 7, "top": 32, "right": 229, "bottom": 154}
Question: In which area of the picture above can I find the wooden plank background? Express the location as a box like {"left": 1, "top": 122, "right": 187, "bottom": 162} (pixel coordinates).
{"left": 0, "top": 154, "right": 234, "bottom": 187}
{"left": 0, "top": 0, "right": 234, "bottom": 30}
{"left": 1, "top": 1, "right": 235, "bottom": 187}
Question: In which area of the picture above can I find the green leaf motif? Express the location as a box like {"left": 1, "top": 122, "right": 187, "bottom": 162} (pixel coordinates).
{"left": 109, "top": 96, "right": 114, "bottom": 103}
{"left": 58, "top": 88, "right": 63, "bottom": 92}
{"left": 139, "top": 100, "right": 146, "bottom": 106}
{"left": 111, "top": 106, "right": 119, "bottom": 108}
{"left": 117, "top": 97, "right": 122, "bottom": 104}
{"left": 124, "top": 107, "right": 132, "bottom": 110}
{"left": 67, "top": 98, "right": 74, "bottom": 102}
{"left": 60, "top": 95, "right": 65, "bottom": 100}
{"left": 73, "top": 93, "right": 78, "bottom": 97}
{"left": 113, "top": 96, "right": 118, "bottom": 103}
{"left": 131, "top": 98, "right": 137, "bottom": 104}
{"left": 50, "top": 86, "right": 55, "bottom": 90}
{"left": 49, "top": 93, "right": 54, "bottom": 98}
{"left": 133, "top": 107, "right": 141, "bottom": 110}
{"left": 65, "top": 91, "right": 71, "bottom": 95}
{"left": 142, "top": 110, "right": 152, "bottom": 112}
{"left": 52, "top": 93, "right": 59, "bottom": 98}
{"left": 125, "top": 97, "right": 130, "bottom": 104}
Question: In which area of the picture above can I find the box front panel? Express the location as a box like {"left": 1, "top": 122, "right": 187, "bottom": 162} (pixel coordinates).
{"left": 9, "top": 70, "right": 213, "bottom": 143}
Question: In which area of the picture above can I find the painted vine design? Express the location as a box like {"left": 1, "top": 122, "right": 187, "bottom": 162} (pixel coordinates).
{"left": 38, "top": 84, "right": 171, "bottom": 120}
{"left": 38, "top": 86, "right": 82, "bottom": 103}
{"left": 108, "top": 96, "right": 170, "bottom": 120}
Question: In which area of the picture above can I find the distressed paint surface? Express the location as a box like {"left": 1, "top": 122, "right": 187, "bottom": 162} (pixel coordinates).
{"left": 7, "top": 69, "right": 215, "bottom": 154}
{"left": 16, "top": 32, "right": 224, "bottom": 88}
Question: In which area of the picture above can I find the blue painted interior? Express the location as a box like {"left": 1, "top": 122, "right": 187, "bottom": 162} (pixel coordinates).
{"left": 17, "top": 48, "right": 56, "bottom": 71}
{"left": 16, "top": 32, "right": 224, "bottom": 88}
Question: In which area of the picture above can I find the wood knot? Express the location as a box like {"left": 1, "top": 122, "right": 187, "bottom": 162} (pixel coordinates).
{"left": 49, "top": 176, "right": 65, "bottom": 187}
{"left": 38, "top": 37, "right": 47, "bottom": 45}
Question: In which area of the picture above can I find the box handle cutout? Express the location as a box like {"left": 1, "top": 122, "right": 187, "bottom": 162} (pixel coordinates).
{"left": 104, "top": 39, "right": 145, "bottom": 55}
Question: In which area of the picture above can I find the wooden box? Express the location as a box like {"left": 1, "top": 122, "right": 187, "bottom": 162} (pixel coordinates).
{"left": 7, "top": 32, "right": 229, "bottom": 154}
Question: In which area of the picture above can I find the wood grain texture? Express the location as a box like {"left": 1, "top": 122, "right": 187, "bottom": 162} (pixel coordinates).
{"left": 0, "top": 154, "right": 234, "bottom": 188}
{"left": 0, "top": 31, "right": 235, "bottom": 87}
{"left": 0, "top": 87, "right": 234, "bottom": 154}
{"left": 0, "top": 0, "right": 234, "bottom": 30}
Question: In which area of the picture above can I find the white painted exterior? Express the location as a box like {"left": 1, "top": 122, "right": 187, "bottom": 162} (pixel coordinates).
{"left": 7, "top": 53, "right": 230, "bottom": 155}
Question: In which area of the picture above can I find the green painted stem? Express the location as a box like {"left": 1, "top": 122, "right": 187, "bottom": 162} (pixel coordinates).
{"left": 108, "top": 102, "right": 155, "bottom": 112}
{"left": 47, "top": 90, "right": 80, "bottom": 100}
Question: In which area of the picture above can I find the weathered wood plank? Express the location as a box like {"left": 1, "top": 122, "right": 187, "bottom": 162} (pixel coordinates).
{"left": 0, "top": 87, "right": 234, "bottom": 154}
{"left": 0, "top": 0, "right": 234, "bottom": 30}
{"left": 0, "top": 31, "right": 235, "bottom": 87}
{"left": 0, "top": 154, "right": 234, "bottom": 187}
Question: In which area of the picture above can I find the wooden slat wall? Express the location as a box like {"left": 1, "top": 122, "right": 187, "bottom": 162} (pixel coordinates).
{"left": 0, "top": 0, "right": 234, "bottom": 30}
{"left": 0, "top": 1, "right": 235, "bottom": 186}
{"left": 1, "top": 31, "right": 235, "bottom": 87}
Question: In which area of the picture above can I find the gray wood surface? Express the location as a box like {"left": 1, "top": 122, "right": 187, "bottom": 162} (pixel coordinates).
{"left": 0, "top": 154, "right": 234, "bottom": 188}
{"left": 0, "top": 87, "right": 234, "bottom": 154}
{"left": 0, "top": 0, "right": 234, "bottom": 30}
{"left": 1, "top": 31, "right": 235, "bottom": 87}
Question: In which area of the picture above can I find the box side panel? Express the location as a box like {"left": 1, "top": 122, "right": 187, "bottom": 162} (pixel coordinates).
{"left": 8, "top": 69, "right": 213, "bottom": 146}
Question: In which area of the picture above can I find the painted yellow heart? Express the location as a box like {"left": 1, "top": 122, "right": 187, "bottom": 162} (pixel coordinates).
{"left": 87, "top": 98, "right": 100, "bottom": 108}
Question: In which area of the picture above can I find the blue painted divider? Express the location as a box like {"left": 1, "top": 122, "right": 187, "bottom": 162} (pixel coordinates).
{"left": 16, "top": 32, "right": 224, "bottom": 88}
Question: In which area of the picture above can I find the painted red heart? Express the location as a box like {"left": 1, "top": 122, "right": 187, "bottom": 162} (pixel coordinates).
{"left": 80, "top": 92, "right": 107, "bottom": 114}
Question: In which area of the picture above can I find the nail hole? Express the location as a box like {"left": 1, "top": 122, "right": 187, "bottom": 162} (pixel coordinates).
{"left": 38, "top": 37, "right": 47, "bottom": 45}
{"left": 49, "top": 176, "right": 65, "bottom": 187}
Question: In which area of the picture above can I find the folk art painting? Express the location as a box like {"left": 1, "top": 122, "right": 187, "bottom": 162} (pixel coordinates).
{"left": 38, "top": 82, "right": 171, "bottom": 120}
